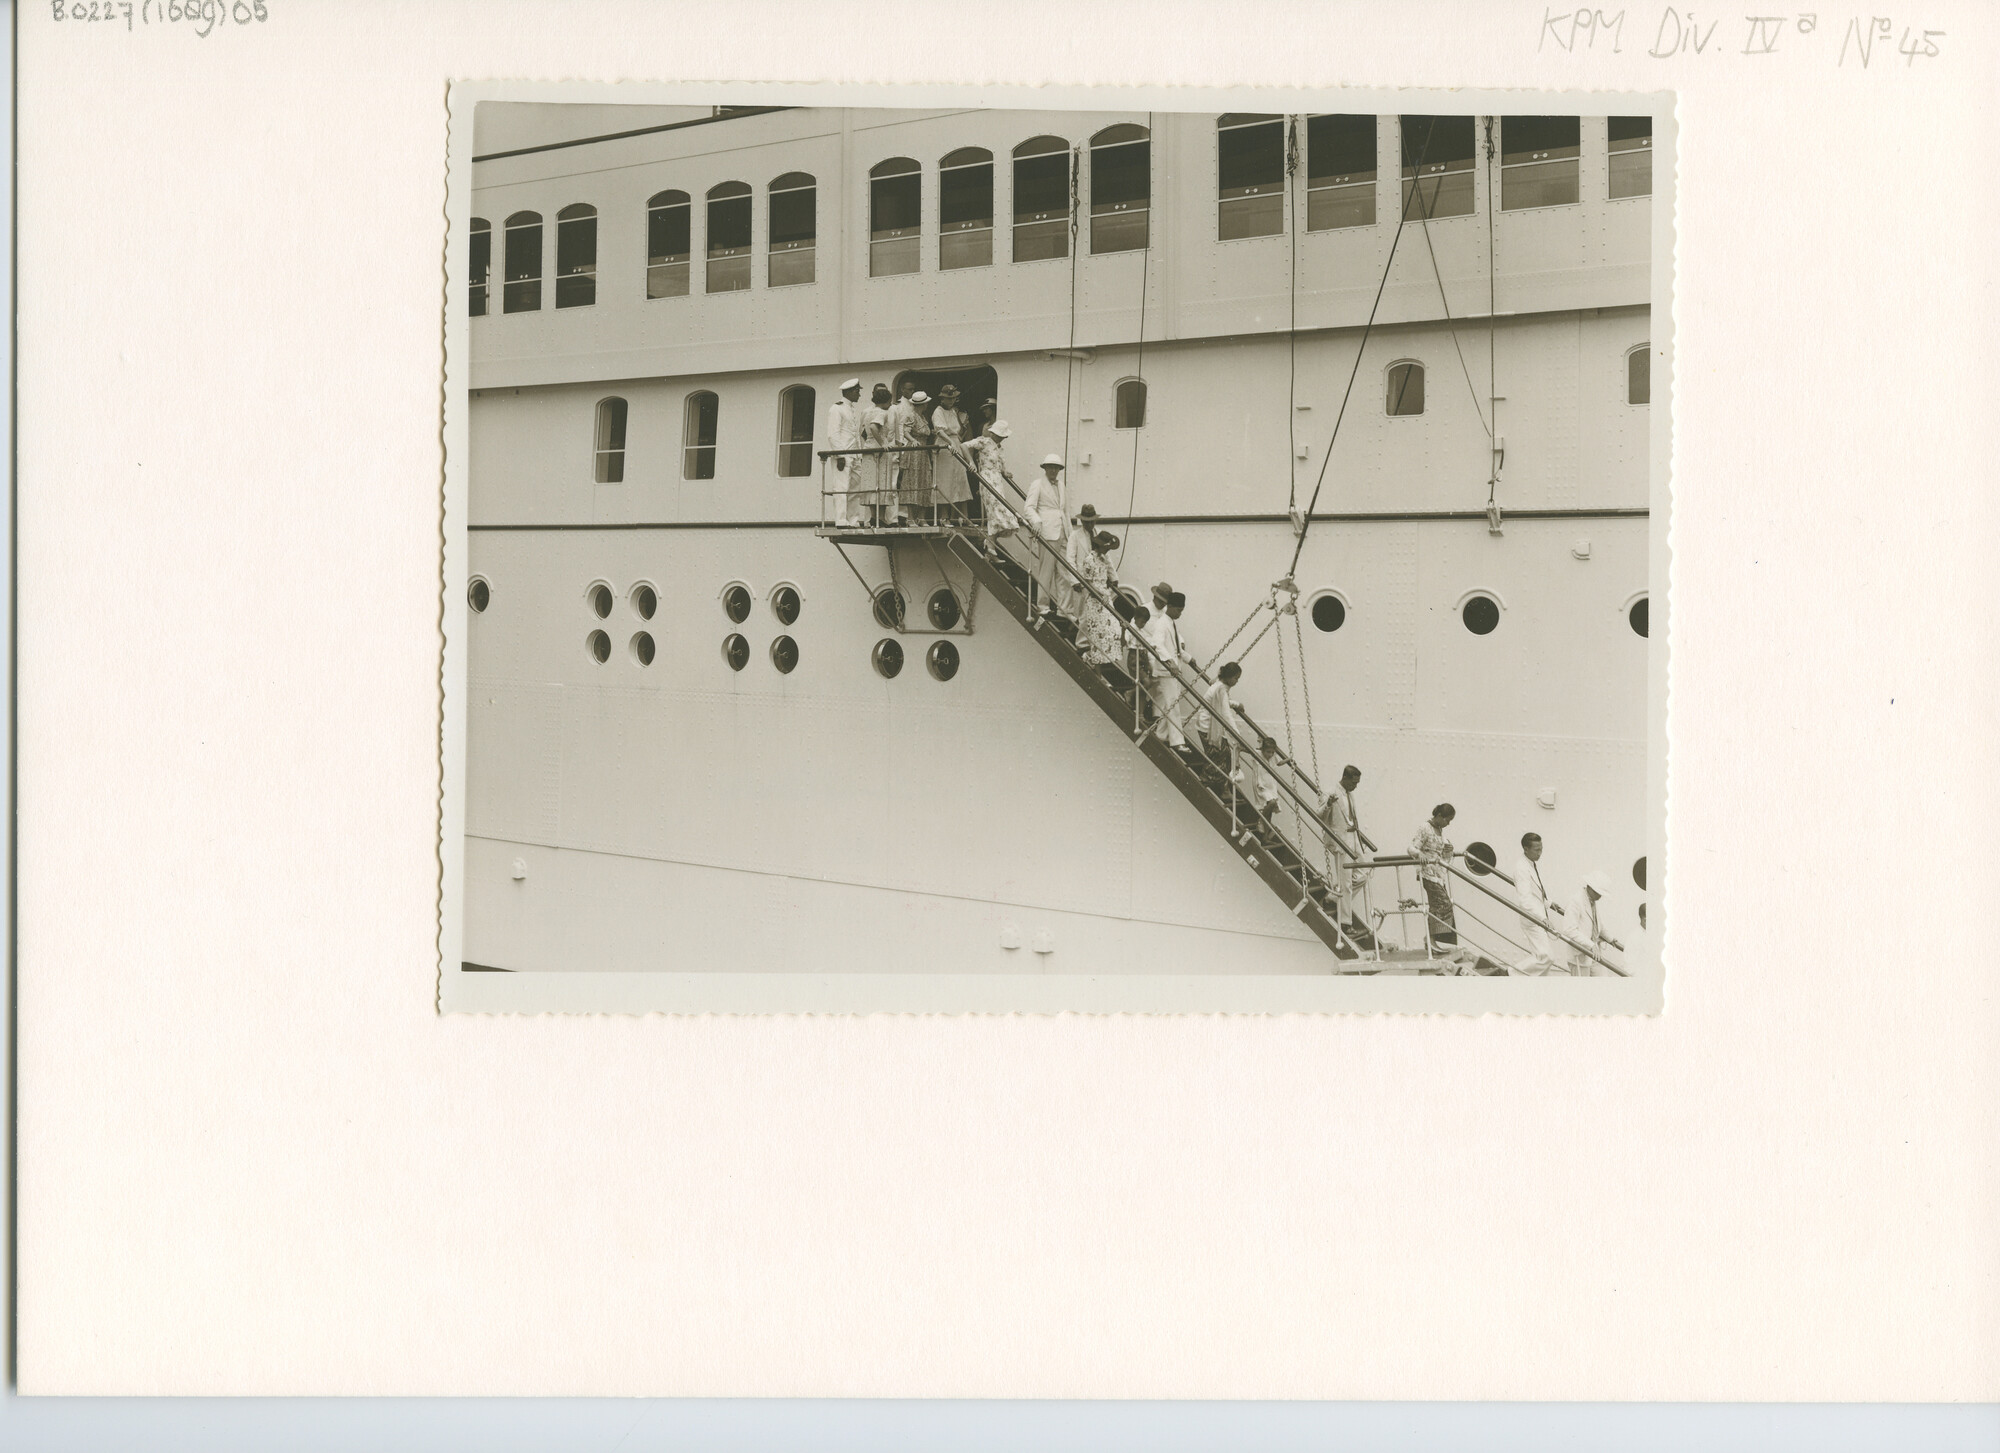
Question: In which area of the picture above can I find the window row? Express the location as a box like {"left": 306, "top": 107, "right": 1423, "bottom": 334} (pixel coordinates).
{"left": 468, "top": 116, "right": 1652, "bottom": 313}
{"left": 584, "top": 348, "right": 1643, "bottom": 486}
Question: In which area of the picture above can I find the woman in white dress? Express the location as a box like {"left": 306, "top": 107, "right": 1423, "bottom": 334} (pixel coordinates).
{"left": 928, "top": 385, "right": 972, "bottom": 521}
{"left": 857, "top": 383, "right": 893, "bottom": 526}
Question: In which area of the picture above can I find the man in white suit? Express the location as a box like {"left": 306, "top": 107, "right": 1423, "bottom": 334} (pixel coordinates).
{"left": 825, "top": 378, "right": 864, "bottom": 526}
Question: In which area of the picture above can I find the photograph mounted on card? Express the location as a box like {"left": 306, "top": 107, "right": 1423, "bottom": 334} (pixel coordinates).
{"left": 438, "top": 83, "right": 1672, "bottom": 1014}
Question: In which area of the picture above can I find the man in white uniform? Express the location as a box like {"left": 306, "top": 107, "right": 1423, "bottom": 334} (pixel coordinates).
{"left": 825, "top": 379, "right": 863, "bottom": 526}
{"left": 1321, "top": 764, "right": 1368, "bottom": 940}
{"left": 1510, "top": 831, "right": 1566, "bottom": 975}
{"left": 1145, "top": 591, "right": 1192, "bottom": 748}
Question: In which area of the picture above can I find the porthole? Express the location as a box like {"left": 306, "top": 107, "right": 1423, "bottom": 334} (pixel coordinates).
{"left": 1628, "top": 596, "right": 1649, "bottom": 638}
{"left": 872, "top": 639, "right": 905, "bottom": 678}
{"left": 770, "top": 635, "right": 799, "bottom": 674}
{"left": 1461, "top": 594, "right": 1500, "bottom": 635}
{"left": 1309, "top": 592, "right": 1345, "bottom": 632}
{"left": 467, "top": 577, "right": 491, "bottom": 614}
{"left": 632, "top": 584, "right": 657, "bottom": 620}
{"left": 1465, "top": 841, "right": 1496, "bottom": 876}
{"left": 1632, "top": 856, "right": 1646, "bottom": 891}
{"left": 586, "top": 629, "right": 611, "bottom": 663}
{"left": 630, "top": 632, "right": 655, "bottom": 666}
{"left": 872, "top": 586, "right": 906, "bottom": 630}
{"left": 589, "top": 583, "right": 614, "bottom": 619}
{"left": 927, "top": 588, "right": 962, "bottom": 630}
{"left": 927, "top": 640, "right": 960, "bottom": 681}
{"left": 722, "top": 583, "right": 752, "bottom": 623}
{"left": 771, "top": 584, "right": 801, "bottom": 625}
{"left": 722, "top": 634, "right": 750, "bottom": 671}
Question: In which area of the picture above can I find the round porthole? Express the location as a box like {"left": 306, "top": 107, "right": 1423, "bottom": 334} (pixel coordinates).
{"left": 722, "top": 634, "right": 749, "bottom": 671}
{"left": 1310, "top": 593, "right": 1345, "bottom": 632}
{"left": 1461, "top": 595, "right": 1500, "bottom": 635}
{"left": 927, "top": 588, "right": 961, "bottom": 630}
{"left": 632, "top": 584, "right": 657, "bottom": 620}
{"left": 927, "top": 640, "right": 960, "bottom": 681}
{"left": 1632, "top": 856, "right": 1647, "bottom": 891}
{"left": 872, "top": 587, "right": 906, "bottom": 630}
{"left": 1465, "top": 841, "right": 1497, "bottom": 876}
{"left": 872, "top": 639, "right": 904, "bottom": 678}
{"left": 590, "top": 583, "right": 614, "bottom": 619}
{"left": 770, "top": 635, "right": 799, "bottom": 674}
{"left": 468, "top": 577, "right": 491, "bottom": 614}
{"left": 586, "top": 629, "right": 611, "bottom": 664}
{"left": 723, "top": 583, "right": 752, "bottom": 623}
{"left": 1629, "top": 596, "right": 1649, "bottom": 638}
{"left": 771, "top": 584, "right": 801, "bottom": 625}
{"left": 630, "top": 632, "right": 655, "bottom": 666}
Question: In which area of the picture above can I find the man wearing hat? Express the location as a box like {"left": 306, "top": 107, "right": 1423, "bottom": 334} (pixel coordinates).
{"left": 826, "top": 378, "right": 864, "bottom": 526}
{"left": 1566, "top": 869, "right": 1624, "bottom": 976}
{"left": 1064, "top": 503, "right": 1101, "bottom": 612}
{"left": 1022, "top": 453, "right": 1070, "bottom": 611}
{"left": 1144, "top": 590, "right": 1192, "bottom": 747}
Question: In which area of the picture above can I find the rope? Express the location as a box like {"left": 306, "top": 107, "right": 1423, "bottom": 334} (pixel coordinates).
{"left": 1061, "top": 147, "right": 1080, "bottom": 479}
{"left": 1291, "top": 605, "right": 1321, "bottom": 781}
{"left": 1275, "top": 608, "right": 1297, "bottom": 763}
{"left": 1284, "top": 119, "right": 1437, "bottom": 578}
{"left": 1416, "top": 196, "right": 1492, "bottom": 436}
{"left": 1233, "top": 608, "right": 1280, "bottom": 665}
{"left": 1286, "top": 115, "right": 1300, "bottom": 514}
{"left": 1114, "top": 113, "right": 1154, "bottom": 577}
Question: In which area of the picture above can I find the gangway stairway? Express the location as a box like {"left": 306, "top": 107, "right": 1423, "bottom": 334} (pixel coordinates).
{"left": 817, "top": 444, "right": 1626, "bottom": 976}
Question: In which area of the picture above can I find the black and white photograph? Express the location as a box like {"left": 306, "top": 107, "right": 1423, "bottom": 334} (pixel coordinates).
{"left": 442, "top": 86, "right": 1670, "bottom": 1012}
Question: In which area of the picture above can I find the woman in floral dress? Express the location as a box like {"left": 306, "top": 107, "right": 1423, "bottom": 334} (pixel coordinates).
{"left": 1075, "top": 530, "right": 1124, "bottom": 665}
{"left": 965, "top": 420, "right": 1020, "bottom": 536}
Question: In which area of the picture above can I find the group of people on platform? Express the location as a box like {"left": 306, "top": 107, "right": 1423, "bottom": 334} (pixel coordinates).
{"left": 824, "top": 384, "right": 1625, "bottom": 977}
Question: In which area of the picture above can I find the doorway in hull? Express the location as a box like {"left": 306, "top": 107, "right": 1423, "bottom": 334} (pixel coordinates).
{"left": 893, "top": 363, "right": 999, "bottom": 521}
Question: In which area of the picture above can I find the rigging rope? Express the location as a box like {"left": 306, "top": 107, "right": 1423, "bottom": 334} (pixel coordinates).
{"left": 1061, "top": 147, "right": 1081, "bottom": 481}
{"left": 1291, "top": 604, "right": 1321, "bottom": 781}
{"left": 1275, "top": 608, "right": 1297, "bottom": 764}
{"left": 1114, "top": 113, "right": 1155, "bottom": 577}
{"left": 1415, "top": 196, "right": 1492, "bottom": 436}
{"left": 1286, "top": 116, "right": 1301, "bottom": 516}
{"left": 1282, "top": 119, "right": 1437, "bottom": 578}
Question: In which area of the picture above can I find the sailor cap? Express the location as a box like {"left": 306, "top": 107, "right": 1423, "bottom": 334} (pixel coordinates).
{"left": 840, "top": 377, "right": 861, "bottom": 390}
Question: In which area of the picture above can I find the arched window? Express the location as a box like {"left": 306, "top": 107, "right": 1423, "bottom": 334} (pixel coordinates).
{"left": 502, "top": 211, "right": 542, "bottom": 312}
{"left": 1387, "top": 361, "right": 1425, "bottom": 416}
{"left": 647, "top": 190, "right": 691, "bottom": 298}
{"left": 706, "top": 182, "right": 752, "bottom": 293}
{"left": 869, "top": 158, "right": 921, "bottom": 277}
{"left": 768, "top": 172, "right": 816, "bottom": 287}
{"left": 594, "top": 397, "right": 627, "bottom": 483}
{"left": 1609, "top": 116, "right": 1653, "bottom": 199}
{"left": 1399, "top": 116, "right": 1476, "bottom": 220}
{"left": 1115, "top": 379, "right": 1147, "bottom": 429}
{"left": 1626, "top": 344, "right": 1650, "bottom": 405}
{"left": 1306, "top": 115, "right": 1377, "bottom": 231}
{"left": 1089, "top": 124, "right": 1150, "bottom": 254}
{"left": 1501, "top": 116, "right": 1581, "bottom": 211}
{"left": 469, "top": 217, "right": 491, "bottom": 316}
{"left": 1012, "top": 136, "right": 1071, "bottom": 262}
{"left": 683, "top": 391, "right": 719, "bottom": 480}
{"left": 555, "top": 204, "right": 597, "bottom": 308}
{"left": 776, "top": 384, "right": 815, "bottom": 477}
{"left": 1217, "top": 114, "right": 1286, "bottom": 240}
{"left": 939, "top": 147, "right": 994, "bottom": 271}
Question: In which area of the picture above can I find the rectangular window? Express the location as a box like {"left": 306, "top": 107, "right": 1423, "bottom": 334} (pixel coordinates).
{"left": 1218, "top": 114, "right": 1286, "bottom": 240}
{"left": 777, "top": 387, "right": 815, "bottom": 477}
{"left": 594, "top": 398, "right": 627, "bottom": 484}
{"left": 707, "top": 189, "right": 753, "bottom": 293}
{"left": 1501, "top": 115, "right": 1581, "bottom": 211}
{"left": 870, "top": 166, "right": 922, "bottom": 277}
{"left": 1306, "top": 114, "right": 1376, "bottom": 231}
{"left": 556, "top": 210, "right": 596, "bottom": 309}
{"left": 502, "top": 216, "right": 542, "bottom": 312}
{"left": 1012, "top": 146, "right": 1070, "bottom": 262}
{"left": 768, "top": 178, "right": 816, "bottom": 288}
{"left": 648, "top": 198, "right": 691, "bottom": 299}
{"left": 683, "top": 393, "right": 718, "bottom": 481}
{"left": 1090, "top": 133, "right": 1150, "bottom": 254}
{"left": 1609, "top": 116, "right": 1652, "bottom": 199}
{"left": 469, "top": 220, "right": 490, "bottom": 316}
{"left": 939, "top": 154, "right": 994, "bottom": 271}
{"left": 1399, "top": 115, "right": 1476, "bottom": 220}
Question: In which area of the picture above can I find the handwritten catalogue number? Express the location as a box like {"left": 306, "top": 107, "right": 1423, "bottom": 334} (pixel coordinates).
{"left": 52, "top": 0, "right": 269, "bottom": 33}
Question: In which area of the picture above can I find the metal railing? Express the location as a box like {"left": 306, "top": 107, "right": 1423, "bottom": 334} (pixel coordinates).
{"left": 816, "top": 439, "right": 1628, "bottom": 978}
{"left": 817, "top": 444, "right": 962, "bottom": 531}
